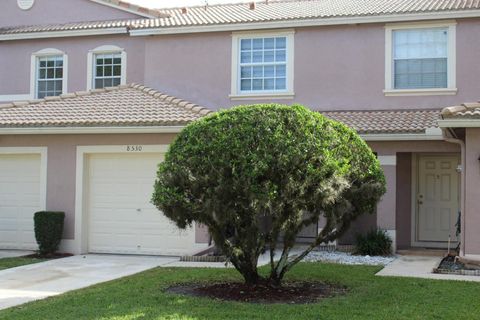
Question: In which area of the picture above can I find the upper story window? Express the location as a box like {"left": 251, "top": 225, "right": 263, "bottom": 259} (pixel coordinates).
{"left": 94, "top": 52, "right": 122, "bottom": 88}
{"left": 37, "top": 55, "right": 63, "bottom": 98}
{"left": 231, "top": 30, "right": 294, "bottom": 99}
{"left": 30, "top": 48, "right": 68, "bottom": 99}
{"left": 385, "top": 21, "right": 456, "bottom": 96}
{"left": 87, "top": 45, "right": 126, "bottom": 90}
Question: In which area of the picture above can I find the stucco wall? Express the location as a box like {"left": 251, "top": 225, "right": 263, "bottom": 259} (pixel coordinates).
{"left": 0, "top": 0, "right": 140, "bottom": 27}
{"left": 144, "top": 19, "right": 480, "bottom": 111}
{"left": 0, "top": 133, "right": 176, "bottom": 239}
{"left": 465, "top": 128, "right": 480, "bottom": 256}
{"left": 3, "top": 18, "right": 480, "bottom": 110}
{"left": 0, "top": 35, "right": 146, "bottom": 96}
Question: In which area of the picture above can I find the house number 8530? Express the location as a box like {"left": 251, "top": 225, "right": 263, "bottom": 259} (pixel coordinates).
{"left": 126, "top": 145, "right": 143, "bottom": 152}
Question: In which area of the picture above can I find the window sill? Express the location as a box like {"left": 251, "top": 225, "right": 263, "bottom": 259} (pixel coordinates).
{"left": 229, "top": 92, "right": 295, "bottom": 100}
{"left": 383, "top": 88, "right": 458, "bottom": 96}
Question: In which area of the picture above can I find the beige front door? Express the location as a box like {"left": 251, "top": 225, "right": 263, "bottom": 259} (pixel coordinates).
{"left": 416, "top": 155, "right": 459, "bottom": 244}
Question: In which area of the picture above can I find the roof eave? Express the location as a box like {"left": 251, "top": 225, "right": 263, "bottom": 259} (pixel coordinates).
{"left": 0, "top": 27, "right": 128, "bottom": 41}
{"left": 361, "top": 128, "right": 443, "bottom": 141}
{"left": 0, "top": 125, "right": 185, "bottom": 135}
{"left": 438, "top": 119, "right": 480, "bottom": 128}
{"left": 130, "top": 9, "right": 480, "bottom": 37}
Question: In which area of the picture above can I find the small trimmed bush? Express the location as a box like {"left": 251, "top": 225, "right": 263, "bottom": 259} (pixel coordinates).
{"left": 354, "top": 229, "right": 392, "bottom": 256}
{"left": 34, "top": 211, "right": 65, "bottom": 256}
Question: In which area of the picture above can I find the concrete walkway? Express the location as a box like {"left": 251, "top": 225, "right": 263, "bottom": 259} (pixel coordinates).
{"left": 0, "top": 250, "right": 35, "bottom": 259}
{"left": 0, "top": 254, "right": 177, "bottom": 310}
{"left": 377, "top": 255, "right": 480, "bottom": 282}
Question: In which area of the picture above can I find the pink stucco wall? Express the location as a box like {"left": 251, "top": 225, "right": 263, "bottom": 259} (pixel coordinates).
{"left": 143, "top": 19, "right": 480, "bottom": 111}
{"left": 0, "top": 0, "right": 140, "bottom": 27}
{"left": 3, "top": 18, "right": 480, "bottom": 110}
{"left": 464, "top": 128, "right": 480, "bottom": 256}
{"left": 0, "top": 35, "right": 146, "bottom": 96}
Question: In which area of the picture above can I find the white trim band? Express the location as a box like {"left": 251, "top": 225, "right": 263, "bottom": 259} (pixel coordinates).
{"left": 378, "top": 155, "right": 397, "bottom": 166}
{"left": 0, "top": 126, "right": 184, "bottom": 135}
{"left": 0, "top": 28, "right": 128, "bottom": 41}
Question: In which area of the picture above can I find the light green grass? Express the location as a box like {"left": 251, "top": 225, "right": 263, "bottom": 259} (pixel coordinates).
{"left": 0, "top": 262, "right": 479, "bottom": 320}
{"left": 0, "top": 256, "right": 47, "bottom": 271}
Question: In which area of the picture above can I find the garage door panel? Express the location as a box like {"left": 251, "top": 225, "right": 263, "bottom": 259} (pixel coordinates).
{"left": 87, "top": 153, "right": 196, "bottom": 255}
{"left": 0, "top": 154, "right": 41, "bottom": 250}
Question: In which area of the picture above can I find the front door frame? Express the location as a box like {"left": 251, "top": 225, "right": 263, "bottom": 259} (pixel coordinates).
{"left": 410, "top": 153, "right": 460, "bottom": 248}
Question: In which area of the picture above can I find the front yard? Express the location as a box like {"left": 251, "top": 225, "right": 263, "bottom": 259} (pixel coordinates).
{"left": 0, "top": 262, "right": 479, "bottom": 320}
{"left": 0, "top": 256, "right": 47, "bottom": 271}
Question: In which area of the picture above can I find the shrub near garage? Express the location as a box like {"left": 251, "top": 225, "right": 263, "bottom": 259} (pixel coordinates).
{"left": 34, "top": 211, "right": 65, "bottom": 256}
{"left": 152, "top": 104, "right": 386, "bottom": 286}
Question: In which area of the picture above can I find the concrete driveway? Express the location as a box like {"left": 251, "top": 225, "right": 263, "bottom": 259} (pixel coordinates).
{"left": 0, "top": 254, "right": 178, "bottom": 310}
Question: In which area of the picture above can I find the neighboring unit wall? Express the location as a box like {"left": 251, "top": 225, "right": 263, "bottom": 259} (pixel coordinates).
{"left": 143, "top": 19, "right": 480, "bottom": 111}
{"left": 464, "top": 128, "right": 480, "bottom": 257}
{"left": 0, "top": 0, "right": 141, "bottom": 27}
{"left": 0, "top": 35, "right": 145, "bottom": 99}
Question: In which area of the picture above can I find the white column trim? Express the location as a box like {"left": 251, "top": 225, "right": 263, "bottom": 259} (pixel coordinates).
{"left": 378, "top": 155, "right": 397, "bottom": 166}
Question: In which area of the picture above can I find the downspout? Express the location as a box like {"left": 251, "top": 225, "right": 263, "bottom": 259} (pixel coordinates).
{"left": 442, "top": 128, "right": 466, "bottom": 256}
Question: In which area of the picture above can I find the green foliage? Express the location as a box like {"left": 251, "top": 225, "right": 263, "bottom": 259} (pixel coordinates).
{"left": 152, "top": 104, "right": 386, "bottom": 285}
{"left": 33, "top": 211, "right": 65, "bottom": 256}
{"left": 355, "top": 229, "right": 393, "bottom": 256}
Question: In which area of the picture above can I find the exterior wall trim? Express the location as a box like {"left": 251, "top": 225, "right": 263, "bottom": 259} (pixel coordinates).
{"left": 0, "top": 126, "right": 185, "bottom": 135}
{"left": 0, "top": 146, "right": 48, "bottom": 213}
{"left": 0, "top": 94, "right": 32, "bottom": 101}
{"left": 73, "top": 144, "right": 170, "bottom": 254}
{"left": 130, "top": 11, "right": 480, "bottom": 37}
{"left": 0, "top": 28, "right": 128, "bottom": 41}
{"left": 360, "top": 130, "right": 444, "bottom": 141}
{"left": 438, "top": 119, "right": 480, "bottom": 127}
{"left": 378, "top": 155, "right": 397, "bottom": 166}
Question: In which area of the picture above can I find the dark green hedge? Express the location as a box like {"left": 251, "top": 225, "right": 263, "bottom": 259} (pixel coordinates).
{"left": 34, "top": 211, "right": 65, "bottom": 256}
{"left": 355, "top": 229, "right": 393, "bottom": 256}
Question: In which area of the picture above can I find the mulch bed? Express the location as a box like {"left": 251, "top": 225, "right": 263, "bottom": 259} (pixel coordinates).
{"left": 25, "top": 252, "right": 73, "bottom": 259}
{"left": 167, "top": 281, "right": 347, "bottom": 304}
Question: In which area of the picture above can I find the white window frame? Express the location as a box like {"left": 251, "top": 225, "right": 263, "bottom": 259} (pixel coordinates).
{"left": 87, "top": 45, "right": 127, "bottom": 90}
{"left": 30, "top": 48, "right": 68, "bottom": 99}
{"left": 230, "top": 29, "right": 295, "bottom": 100}
{"left": 384, "top": 20, "right": 457, "bottom": 96}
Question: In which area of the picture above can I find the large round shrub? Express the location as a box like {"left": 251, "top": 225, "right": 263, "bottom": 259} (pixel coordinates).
{"left": 152, "top": 104, "right": 385, "bottom": 285}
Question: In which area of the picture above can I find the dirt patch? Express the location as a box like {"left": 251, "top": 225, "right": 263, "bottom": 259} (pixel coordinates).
{"left": 167, "top": 281, "right": 347, "bottom": 304}
{"left": 25, "top": 253, "right": 73, "bottom": 259}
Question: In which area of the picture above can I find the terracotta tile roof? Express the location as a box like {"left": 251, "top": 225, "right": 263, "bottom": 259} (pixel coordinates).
{"left": 144, "top": 0, "right": 480, "bottom": 28}
{"left": 441, "top": 101, "right": 480, "bottom": 119}
{"left": 3, "top": 0, "right": 480, "bottom": 36}
{"left": 322, "top": 109, "right": 441, "bottom": 134}
{"left": 0, "top": 84, "right": 211, "bottom": 128}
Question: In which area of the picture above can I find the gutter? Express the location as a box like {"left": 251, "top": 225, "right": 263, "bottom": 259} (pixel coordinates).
{"left": 0, "top": 126, "right": 185, "bottom": 135}
{"left": 442, "top": 128, "right": 466, "bottom": 256}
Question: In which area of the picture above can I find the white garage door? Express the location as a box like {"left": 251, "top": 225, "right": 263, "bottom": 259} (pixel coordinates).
{"left": 0, "top": 154, "right": 42, "bottom": 250}
{"left": 87, "top": 153, "right": 197, "bottom": 255}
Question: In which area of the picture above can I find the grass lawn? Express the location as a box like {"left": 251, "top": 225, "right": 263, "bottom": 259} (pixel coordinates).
{"left": 0, "top": 256, "right": 47, "bottom": 271}
{"left": 0, "top": 262, "right": 479, "bottom": 320}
